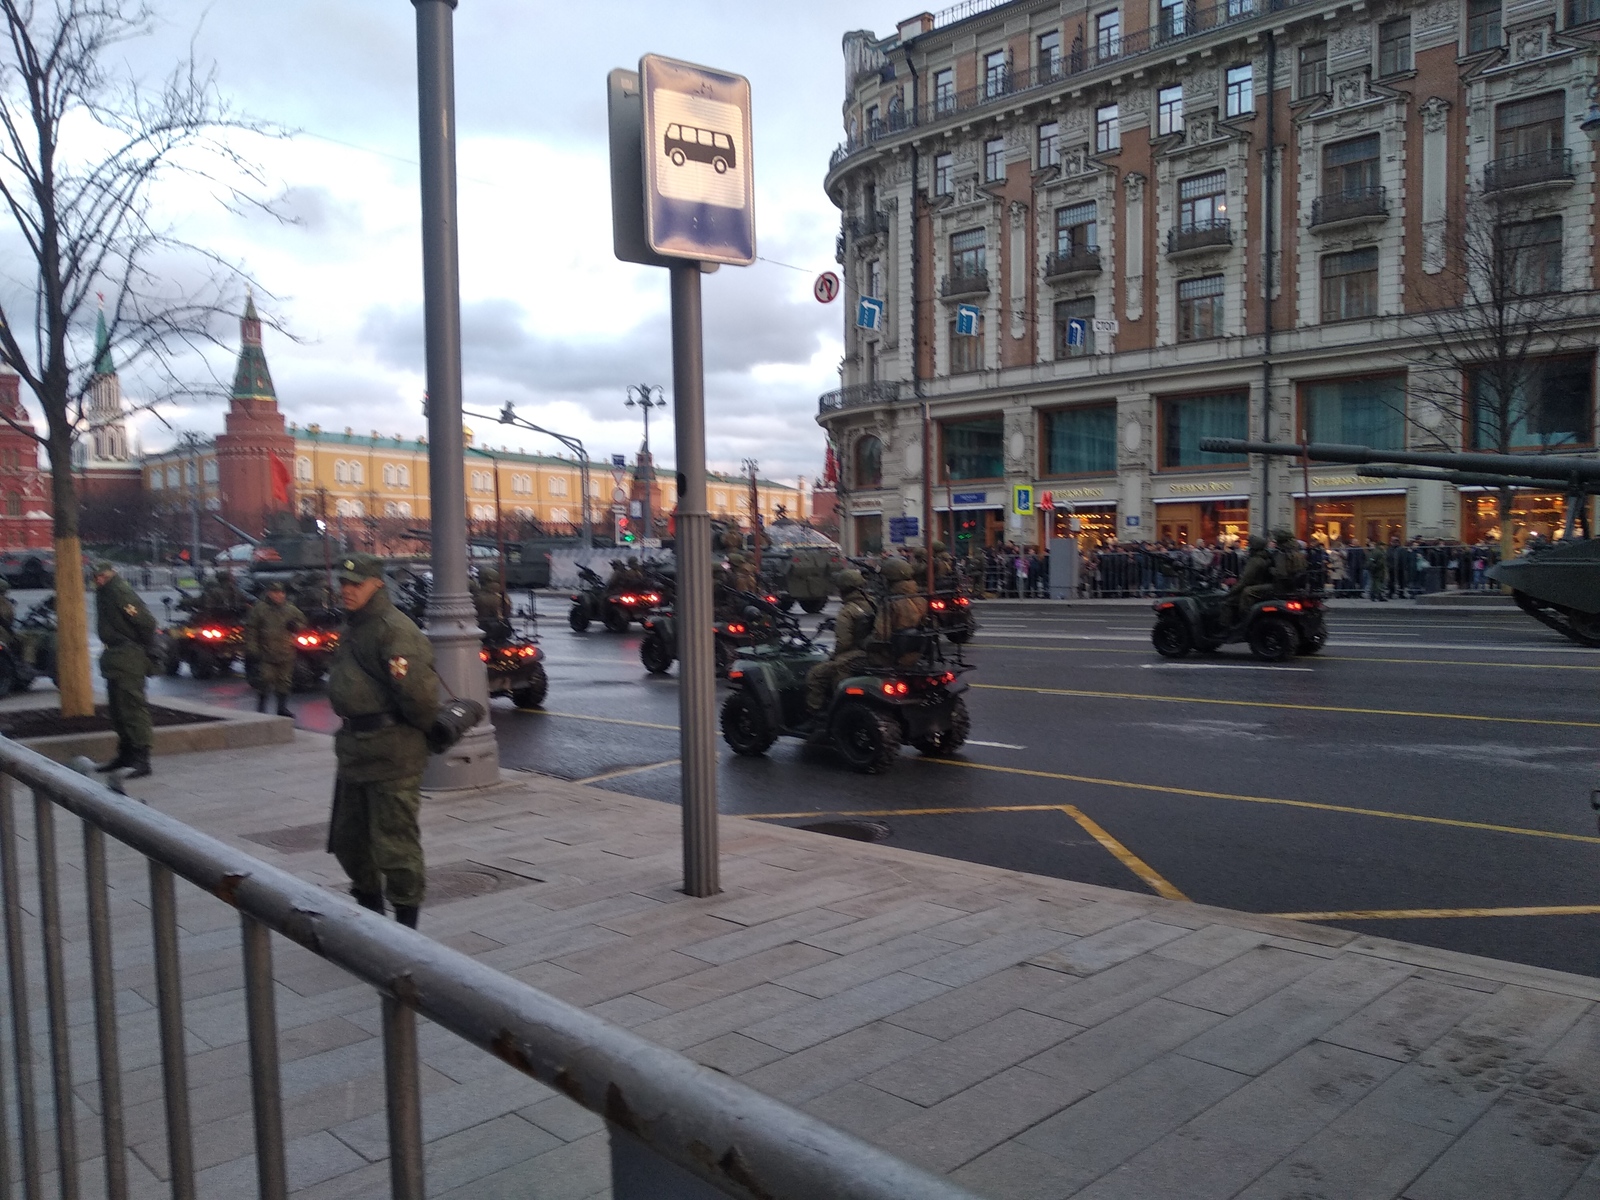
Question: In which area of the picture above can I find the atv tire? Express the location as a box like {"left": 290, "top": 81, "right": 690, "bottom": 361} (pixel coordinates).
{"left": 799, "top": 596, "right": 827, "bottom": 615}
{"left": 1298, "top": 623, "right": 1328, "bottom": 656}
{"left": 603, "top": 605, "right": 631, "bottom": 634}
{"left": 1152, "top": 617, "right": 1193, "bottom": 658}
{"left": 568, "top": 605, "right": 591, "bottom": 633}
{"left": 1249, "top": 617, "right": 1297, "bottom": 663}
{"left": 164, "top": 647, "right": 183, "bottom": 676}
{"left": 512, "top": 662, "right": 549, "bottom": 709}
{"left": 832, "top": 701, "right": 902, "bottom": 774}
{"left": 640, "top": 632, "right": 675, "bottom": 675}
{"left": 720, "top": 692, "right": 776, "bottom": 756}
{"left": 188, "top": 652, "right": 217, "bottom": 681}
{"left": 777, "top": 597, "right": 795, "bottom": 613}
{"left": 914, "top": 696, "right": 971, "bottom": 756}
{"left": 714, "top": 638, "right": 737, "bottom": 677}
{"left": 292, "top": 659, "right": 321, "bottom": 693}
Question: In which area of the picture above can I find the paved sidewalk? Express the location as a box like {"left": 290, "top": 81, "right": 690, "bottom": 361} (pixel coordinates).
{"left": 18, "top": 733, "right": 1600, "bottom": 1198}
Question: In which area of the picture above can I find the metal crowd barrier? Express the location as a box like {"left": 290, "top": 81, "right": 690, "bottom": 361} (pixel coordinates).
{"left": 0, "top": 738, "right": 979, "bottom": 1200}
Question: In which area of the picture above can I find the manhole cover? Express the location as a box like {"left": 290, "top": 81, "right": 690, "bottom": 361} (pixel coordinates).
{"left": 797, "top": 820, "right": 891, "bottom": 843}
{"left": 242, "top": 822, "right": 327, "bottom": 853}
{"left": 427, "top": 860, "right": 541, "bottom": 904}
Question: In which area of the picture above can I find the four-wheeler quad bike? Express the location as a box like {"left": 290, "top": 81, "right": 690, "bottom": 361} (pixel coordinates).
{"left": 163, "top": 592, "right": 248, "bottom": 679}
{"left": 720, "top": 610, "right": 972, "bottom": 775}
{"left": 928, "top": 592, "right": 978, "bottom": 645}
{"left": 290, "top": 609, "right": 342, "bottom": 692}
{"left": 0, "top": 596, "right": 61, "bottom": 697}
{"left": 1151, "top": 591, "right": 1327, "bottom": 663}
{"left": 567, "top": 565, "right": 665, "bottom": 634}
{"left": 639, "top": 594, "right": 779, "bottom": 678}
{"left": 481, "top": 625, "right": 549, "bottom": 709}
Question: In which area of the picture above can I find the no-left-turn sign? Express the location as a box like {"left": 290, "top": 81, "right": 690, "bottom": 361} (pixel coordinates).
{"left": 814, "top": 272, "right": 840, "bottom": 303}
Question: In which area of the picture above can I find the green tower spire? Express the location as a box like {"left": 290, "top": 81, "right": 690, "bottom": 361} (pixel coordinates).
{"left": 93, "top": 308, "right": 114, "bottom": 376}
{"left": 231, "top": 293, "right": 276, "bottom": 400}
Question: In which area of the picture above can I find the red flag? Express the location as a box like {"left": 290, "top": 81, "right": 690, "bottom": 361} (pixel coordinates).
{"left": 270, "top": 454, "right": 292, "bottom": 505}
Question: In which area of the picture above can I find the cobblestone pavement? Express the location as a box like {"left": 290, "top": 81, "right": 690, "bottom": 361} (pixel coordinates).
{"left": 12, "top": 733, "right": 1600, "bottom": 1198}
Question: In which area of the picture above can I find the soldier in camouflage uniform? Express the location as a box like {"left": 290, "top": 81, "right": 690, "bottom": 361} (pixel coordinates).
{"left": 471, "top": 568, "right": 508, "bottom": 633}
{"left": 201, "top": 568, "right": 248, "bottom": 612}
{"left": 728, "top": 551, "right": 760, "bottom": 595}
{"left": 804, "top": 569, "right": 874, "bottom": 713}
{"left": 244, "top": 580, "right": 304, "bottom": 717}
{"left": 93, "top": 562, "right": 156, "bottom": 778}
{"left": 875, "top": 558, "right": 931, "bottom": 668}
{"left": 0, "top": 579, "right": 15, "bottom": 655}
{"left": 325, "top": 554, "right": 441, "bottom": 928}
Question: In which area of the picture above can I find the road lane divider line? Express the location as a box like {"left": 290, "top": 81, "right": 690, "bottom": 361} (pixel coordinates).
{"left": 971, "top": 683, "right": 1600, "bottom": 729}
{"left": 575, "top": 759, "right": 681, "bottom": 785}
{"left": 746, "top": 768, "right": 1600, "bottom": 846}
{"left": 982, "top": 633, "right": 1599, "bottom": 654}
{"left": 967, "top": 740, "right": 1027, "bottom": 749}
{"left": 1272, "top": 904, "right": 1600, "bottom": 921}
{"left": 1140, "top": 664, "right": 1314, "bottom": 672}
{"left": 530, "top": 710, "right": 680, "bottom": 732}
{"left": 978, "top": 644, "right": 1600, "bottom": 671}
{"left": 1059, "top": 805, "right": 1189, "bottom": 902}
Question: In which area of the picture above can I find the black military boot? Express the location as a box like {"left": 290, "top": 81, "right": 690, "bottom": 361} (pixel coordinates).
{"left": 393, "top": 905, "right": 420, "bottom": 929}
{"left": 275, "top": 695, "right": 293, "bottom": 718}
{"left": 124, "top": 749, "right": 152, "bottom": 780}
{"left": 256, "top": 691, "right": 267, "bottom": 713}
{"left": 95, "top": 743, "right": 131, "bottom": 773}
{"left": 351, "top": 890, "right": 385, "bottom": 914}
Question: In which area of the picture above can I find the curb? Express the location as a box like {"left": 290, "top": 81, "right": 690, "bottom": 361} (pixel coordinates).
{"left": 3, "top": 693, "right": 293, "bottom": 765}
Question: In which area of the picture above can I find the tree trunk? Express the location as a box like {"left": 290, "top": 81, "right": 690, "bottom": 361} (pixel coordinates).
{"left": 47, "top": 436, "right": 94, "bottom": 717}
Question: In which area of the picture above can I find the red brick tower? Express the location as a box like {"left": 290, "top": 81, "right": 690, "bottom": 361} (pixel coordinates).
{"left": 214, "top": 296, "right": 295, "bottom": 536}
{"left": 0, "top": 373, "right": 52, "bottom": 549}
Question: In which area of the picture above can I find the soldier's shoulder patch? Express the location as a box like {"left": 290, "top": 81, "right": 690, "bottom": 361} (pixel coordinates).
{"left": 124, "top": 603, "right": 138, "bottom": 616}
{"left": 389, "top": 655, "right": 409, "bottom": 679}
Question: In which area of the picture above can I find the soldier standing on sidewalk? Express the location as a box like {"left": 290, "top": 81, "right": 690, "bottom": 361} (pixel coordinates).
{"left": 244, "top": 580, "right": 304, "bottom": 717}
{"left": 93, "top": 561, "right": 156, "bottom": 779}
{"left": 325, "top": 554, "right": 440, "bottom": 928}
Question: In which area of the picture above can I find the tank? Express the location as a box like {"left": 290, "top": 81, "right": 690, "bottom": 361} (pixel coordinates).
{"left": 1488, "top": 540, "right": 1600, "bottom": 644}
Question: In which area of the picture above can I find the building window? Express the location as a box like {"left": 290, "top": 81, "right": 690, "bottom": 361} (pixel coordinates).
{"left": 949, "top": 313, "right": 985, "bottom": 374}
{"left": 1298, "top": 42, "right": 1327, "bottom": 96}
{"left": 202, "top": 460, "right": 217, "bottom": 483}
{"left": 933, "top": 68, "right": 955, "bottom": 114}
{"left": 984, "top": 137, "right": 1005, "bottom": 183}
{"left": 865, "top": 104, "right": 879, "bottom": 136}
{"left": 1324, "top": 134, "right": 1380, "bottom": 202}
{"left": 1177, "top": 274, "right": 1225, "bottom": 342}
{"left": 867, "top": 258, "right": 883, "bottom": 301}
{"left": 1468, "top": 0, "right": 1501, "bottom": 50}
{"left": 1495, "top": 92, "right": 1564, "bottom": 161}
{"left": 398, "top": 464, "right": 409, "bottom": 486}
{"left": 1157, "top": 85, "right": 1184, "bottom": 136}
{"left": 984, "top": 49, "right": 1008, "bottom": 99}
{"left": 1303, "top": 375, "right": 1406, "bottom": 449}
{"left": 1225, "top": 64, "right": 1253, "bottom": 116}
{"left": 550, "top": 507, "right": 570, "bottom": 524}
{"left": 1498, "top": 217, "right": 1563, "bottom": 294}
{"left": 1161, "top": 392, "right": 1249, "bottom": 467}
{"left": 934, "top": 152, "right": 954, "bottom": 196}
{"left": 854, "top": 435, "right": 883, "bottom": 487}
{"left": 513, "top": 473, "right": 532, "bottom": 495}
{"left": 1159, "top": 0, "right": 1187, "bottom": 40}
{"left": 1321, "top": 247, "right": 1379, "bottom": 321}
{"left": 1055, "top": 202, "right": 1097, "bottom": 257}
{"left": 1054, "top": 296, "right": 1096, "bottom": 359}
{"left": 1378, "top": 17, "right": 1412, "bottom": 74}
{"left": 1044, "top": 406, "right": 1117, "bottom": 475}
{"left": 942, "top": 416, "right": 1004, "bottom": 479}
{"left": 1038, "top": 29, "right": 1062, "bottom": 77}
{"left": 349, "top": 460, "right": 363, "bottom": 485}
{"left": 950, "top": 227, "right": 986, "bottom": 279}
{"left": 382, "top": 463, "right": 396, "bottom": 486}
{"left": 548, "top": 475, "right": 569, "bottom": 497}
{"left": 5, "top": 494, "right": 19, "bottom": 518}
{"left": 294, "top": 457, "right": 311, "bottom": 482}
{"left": 166, "top": 466, "right": 179, "bottom": 488}
{"left": 185, "top": 462, "right": 198, "bottom": 486}
{"left": 1096, "top": 104, "right": 1120, "bottom": 152}
{"left": 1178, "top": 169, "right": 1227, "bottom": 230}
{"left": 1037, "top": 121, "right": 1060, "bottom": 169}
{"left": 1572, "top": 0, "right": 1600, "bottom": 25}
{"left": 1470, "top": 356, "right": 1593, "bottom": 449}
{"left": 149, "top": 469, "right": 163, "bottom": 491}
{"left": 1096, "top": 9, "right": 1122, "bottom": 58}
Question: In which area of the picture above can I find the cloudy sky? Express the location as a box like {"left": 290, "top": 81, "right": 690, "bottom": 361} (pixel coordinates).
{"left": 9, "top": 0, "right": 921, "bottom": 484}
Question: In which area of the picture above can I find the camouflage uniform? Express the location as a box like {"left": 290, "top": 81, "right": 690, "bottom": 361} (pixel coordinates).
{"left": 875, "top": 558, "right": 930, "bottom": 667}
{"left": 1270, "top": 530, "right": 1308, "bottom": 594}
{"left": 95, "top": 564, "right": 156, "bottom": 777}
{"left": 471, "top": 568, "right": 507, "bottom": 632}
{"left": 0, "top": 579, "right": 15, "bottom": 655}
{"left": 201, "top": 569, "right": 247, "bottom": 612}
{"left": 326, "top": 554, "right": 440, "bottom": 924}
{"left": 1224, "top": 536, "right": 1274, "bottom": 626}
{"left": 804, "top": 572, "right": 874, "bottom": 711}
{"left": 244, "top": 589, "right": 305, "bottom": 713}
{"left": 728, "top": 552, "right": 759, "bottom": 594}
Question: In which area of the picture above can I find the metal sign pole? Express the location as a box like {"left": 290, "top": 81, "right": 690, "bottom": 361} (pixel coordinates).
{"left": 671, "top": 264, "right": 718, "bottom": 897}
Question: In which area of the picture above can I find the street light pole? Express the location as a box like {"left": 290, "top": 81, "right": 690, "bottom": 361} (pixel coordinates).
{"left": 414, "top": 0, "right": 497, "bottom": 791}
{"left": 741, "top": 457, "right": 761, "bottom": 572}
{"left": 472, "top": 403, "right": 594, "bottom": 548}
{"left": 625, "top": 384, "right": 667, "bottom": 543}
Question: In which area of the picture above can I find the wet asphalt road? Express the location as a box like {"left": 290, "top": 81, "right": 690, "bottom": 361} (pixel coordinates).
{"left": 125, "top": 587, "right": 1600, "bottom": 979}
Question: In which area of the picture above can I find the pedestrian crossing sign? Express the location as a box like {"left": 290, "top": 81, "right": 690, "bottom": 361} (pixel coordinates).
{"left": 1012, "top": 485, "right": 1034, "bottom": 515}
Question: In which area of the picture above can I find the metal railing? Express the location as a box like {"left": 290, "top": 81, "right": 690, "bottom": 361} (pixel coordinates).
{"left": 1044, "top": 247, "right": 1102, "bottom": 279}
{"left": 0, "top": 738, "right": 978, "bottom": 1200}
{"left": 1483, "top": 147, "right": 1574, "bottom": 192}
{"left": 940, "top": 269, "right": 991, "bottom": 298}
{"left": 1310, "top": 185, "right": 1388, "bottom": 227}
{"left": 819, "top": 380, "right": 906, "bottom": 414}
{"left": 1167, "top": 219, "right": 1233, "bottom": 255}
{"left": 848, "top": 210, "right": 891, "bottom": 241}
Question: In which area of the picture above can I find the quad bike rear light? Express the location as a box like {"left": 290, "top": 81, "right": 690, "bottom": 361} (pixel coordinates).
{"left": 727, "top": 669, "right": 743, "bottom": 679}
{"left": 930, "top": 599, "right": 947, "bottom": 611}
{"left": 1286, "top": 600, "right": 1304, "bottom": 611}
{"left": 727, "top": 623, "right": 746, "bottom": 634}
{"left": 199, "top": 627, "right": 225, "bottom": 640}
{"left": 881, "top": 681, "right": 910, "bottom": 696}
{"left": 295, "top": 633, "right": 321, "bottom": 648}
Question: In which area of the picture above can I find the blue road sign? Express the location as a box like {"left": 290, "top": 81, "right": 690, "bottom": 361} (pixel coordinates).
{"left": 1126, "top": 515, "right": 1141, "bottom": 527}
{"left": 887, "top": 516, "right": 919, "bottom": 543}
{"left": 955, "top": 304, "right": 981, "bottom": 337}
{"left": 1067, "top": 318, "right": 1087, "bottom": 348}
{"left": 857, "top": 297, "right": 884, "bottom": 331}
{"left": 951, "top": 491, "right": 987, "bottom": 506}
{"left": 611, "top": 453, "right": 627, "bottom": 468}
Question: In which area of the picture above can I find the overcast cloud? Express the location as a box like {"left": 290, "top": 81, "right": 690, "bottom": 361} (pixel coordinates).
{"left": 45, "top": 0, "right": 921, "bottom": 483}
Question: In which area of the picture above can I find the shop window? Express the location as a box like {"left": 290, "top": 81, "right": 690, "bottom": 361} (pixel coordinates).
{"left": 1302, "top": 375, "right": 1406, "bottom": 449}
{"left": 1498, "top": 217, "right": 1562, "bottom": 294}
{"left": 1298, "top": 42, "right": 1327, "bottom": 97}
{"left": 1054, "top": 296, "right": 1096, "bottom": 358}
{"left": 1320, "top": 247, "right": 1379, "bottom": 321}
{"left": 1469, "top": 356, "right": 1594, "bottom": 449}
{"left": 1161, "top": 392, "right": 1248, "bottom": 468}
{"left": 942, "top": 416, "right": 1005, "bottom": 480}
{"left": 1468, "top": 0, "right": 1501, "bottom": 51}
{"left": 854, "top": 435, "right": 883, "bottom": 488}
{"left": 1044, "top": 406, "right": 1117, "bottom": 475}
{"left": 1379, "top": 17, "right": 1412, "bottom": 74}
{"left": 1177, "top": 274, "right": 1224, "bottom": 342}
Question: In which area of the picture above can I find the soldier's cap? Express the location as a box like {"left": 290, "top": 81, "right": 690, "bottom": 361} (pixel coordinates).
{"left": 92, "top": 560, "right": 116, "bottom": 576}
{"left": 1271, "top": 528, "right": 1295, "bottom": 544}
{"left": 836, "top": 568, "right": 865, "bottom": 591}
{"left": 264, "top": 578, "right": 287, "bottom": 593}
{"left": 336, "top": 554, "right": 385, "bottom": 584}
{"left": 1247, "top": 535, "right": 1268, "bottom": 552}
{"left": 882, "top": 558, "right": 914, "bottom": 582}
{"left": 479, "top": 567, "right": 499, "bottom": 582}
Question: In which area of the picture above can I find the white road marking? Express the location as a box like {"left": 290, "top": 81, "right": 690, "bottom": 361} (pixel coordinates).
{"left": 983, "top": 631, "right": 1595, "bottom": 654}
{"left": 966, "top": 739, "right": 1027, "bottom": 749}
{"left": 1140, "top": 663, "right": 1315, "bottom": 672}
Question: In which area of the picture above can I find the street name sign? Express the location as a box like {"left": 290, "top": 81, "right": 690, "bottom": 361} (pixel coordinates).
{"left": 888, "top": 515, "right": 919, "bottom": 543}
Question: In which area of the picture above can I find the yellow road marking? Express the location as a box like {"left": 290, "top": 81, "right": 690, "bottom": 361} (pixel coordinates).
{"left": 574, "top": 759, "right": 680, "bottom": 785}
{"left": 979, "top": 644, "right": 1600, "bottom": 671}
{"left": 532, "top": 710, "right": 679, "bottom": 732}
{"left": 1060, "top": 805, "right": 1188, "bottom": 901}
{"left": 1274, "top": 905, "right": 1600, "bottom": 921}
{"left": 972, "top": 682, "right": 1600, "bottom": 729}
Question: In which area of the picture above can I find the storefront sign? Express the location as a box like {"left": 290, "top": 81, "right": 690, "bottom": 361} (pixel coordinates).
{"left": 1162, "top": 480, "right": 1240, "bottom": 495}
{"left": 1053, "top": 487, "right": 1107, "bottom": 500}
{"left": 951, "top": 491, "right": 989, "bottom": 506}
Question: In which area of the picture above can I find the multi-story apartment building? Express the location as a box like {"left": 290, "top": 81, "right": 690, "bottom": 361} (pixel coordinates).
{"left": 821, "top": 0, "right": 1600, "bottom": 554}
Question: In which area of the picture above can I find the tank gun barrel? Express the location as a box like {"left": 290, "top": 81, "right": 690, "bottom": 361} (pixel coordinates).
{"left": 1355, "top": 465, "right": 1598, "bottom": 492}
{"left": 1197, "top": 439, "right": 1600, "bottom": 484}
{"left": 209, "top": 514, "right": 260, "bottom": 545}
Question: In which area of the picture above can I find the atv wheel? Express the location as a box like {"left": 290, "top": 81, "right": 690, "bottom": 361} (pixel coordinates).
{"left": 640, "top": 632, "right": 675, "bottom": 675}
{"left": 914, "top": 696, "right": 971, "bottom": 756}
{"left": 512, "top": 663, "right": 549, "bottom": 709}
{"left": 799, "top": 596, "right": 827, "bottom": 615}
{"left": 292, "top": 659, "right": 321, "bottom": 693}
{"left": 720, "top": 692, "right": 776, "bottom": 756}
{"left": 164, "top": 647, "right": 183, "bottom": 676}
{"left": 567, "top": 605, "right": 591, "bottom": 633}
{"left": 714, "top": 638, "right": 737, "bottom": 677}
{"left": 188, "top": 652, "right": 217, "bottom": 680}
{"left": 603, "top": 604, "right": 631, "bottom": 633}
{"left": 832, "top": 702, "right": 902, "bottom": 774}
{"left": 777, "top": 597, "right": 795, "bottom": 613}
{"left": 1152, "top": 617, "right": 1193, "bottom": 658}
{"left": 1249, "top": 617, "right": 1297, "bottom": 663}
{"left": 0, "top": 657, "right": 17, "bottom": 699}
{"left": 1298, "top": 623, "right": 1328, "bottom": 656}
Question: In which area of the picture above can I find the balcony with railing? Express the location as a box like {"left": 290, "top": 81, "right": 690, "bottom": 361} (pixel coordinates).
{"left": 849, "top": 210, "right": 891, "bottom": 241}
{"left": 819, "top": 380, "right": 906, "bottom": 414}
{"left": 1166, "top": 218, "right": 1233, "bottom": 256}
{"left": 1044, "top": 247, "right": 1103, "bottom": 280}
{"left": 1483, "top": 147, "right": 1574, "bottom": 193}
{"left": 941, "top": 269, "right": 991, "bottom": 298}
{"left": 1309, "top": 185, "right": 1388, "bottom": 228}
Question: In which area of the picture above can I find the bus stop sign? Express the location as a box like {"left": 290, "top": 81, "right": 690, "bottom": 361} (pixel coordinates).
{"left": 640, "top": 54, "right": 755, "bottom": 266}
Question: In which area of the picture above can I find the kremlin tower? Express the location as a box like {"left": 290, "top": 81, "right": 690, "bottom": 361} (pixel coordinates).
{"left": 214, "top": 296, "right": 295, "bottom": 536}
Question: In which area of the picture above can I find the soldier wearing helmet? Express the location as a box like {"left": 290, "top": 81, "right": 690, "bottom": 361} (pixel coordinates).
{"left": 874, "top": 557, "right": 930, "bottom": 667}
{"left": 1223, "top": 534, "right": 1274, "bottom": 626}
{"left": 804, "top": 569, "right": 875, "bottom": 713}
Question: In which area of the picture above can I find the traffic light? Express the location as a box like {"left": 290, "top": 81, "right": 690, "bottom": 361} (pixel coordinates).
{"left": 617, "top": 514, "right": 634, "bottom": 544}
